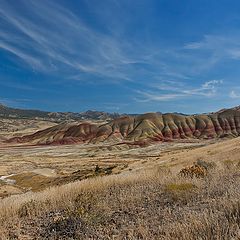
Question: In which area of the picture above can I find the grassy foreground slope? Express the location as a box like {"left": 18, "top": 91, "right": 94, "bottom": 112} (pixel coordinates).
{"left": 1, "top": 138, "right": 240, "bottom": 239}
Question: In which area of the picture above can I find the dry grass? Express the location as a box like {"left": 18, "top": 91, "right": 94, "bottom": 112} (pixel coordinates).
{"left": 1, "top": 161, "right": 240, "bottom": 239}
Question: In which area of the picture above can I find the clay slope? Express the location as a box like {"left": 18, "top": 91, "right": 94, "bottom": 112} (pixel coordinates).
{"left": 8, "top": 109, "right": 240, "bottom": 145}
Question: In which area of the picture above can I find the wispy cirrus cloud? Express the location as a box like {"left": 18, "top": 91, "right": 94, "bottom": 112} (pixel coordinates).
{"left": 0, "top": 0, "right": 233, "bottom": 89}
{"left": 0, "top": 0, "right": 149, "bottom": 82}
{"left": 0, "top": 0, "right": 228, "bottom": 87}
{"left": 184, "top": 35, "right": 240, "bottom": 62}
{"left": 135, "top": 80, "right": 223, "bottom": 102}
{"left": 230, "top": 90, "right": 240, "bottom": 99}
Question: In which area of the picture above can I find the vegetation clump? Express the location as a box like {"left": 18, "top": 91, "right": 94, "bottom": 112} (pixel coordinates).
{"left": 165, "top": 183, "right": 195, "bottom": 192}
{"left": 179, "top": 165, "right": 207, "bottom": 178}
{"left": 179, "top": 160, "right": 216, "bottom": 178}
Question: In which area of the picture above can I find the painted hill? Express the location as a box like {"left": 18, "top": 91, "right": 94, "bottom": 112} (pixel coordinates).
{"left": 8, "top": 108, "right": 240, "bottom": 145}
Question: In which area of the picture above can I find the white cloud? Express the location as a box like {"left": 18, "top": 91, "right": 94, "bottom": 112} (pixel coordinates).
{"left": 1, "top": 0, "right": 230, "bottom": 88}
{"left": 135, "top": 90, "right": 185, "bottom": 102}
{"left": 184, "top": 35, "right": 240, "bottom": 61}
{"left": 0, "top": 0, "right": 149, "bottom": 81}
{"left": 135, "top": 80, "right": 223, "bottom": 102}
{"left": 0, "top": 41, "right": 46, "bottom": 71}
{"left": 230, "top": 90, "right": 240, "bottom": 99}
{"left": 187, "top": 80, "right": 224, "bottom": 97}
{"left": 202, "top": 80, "right": 223, "bottom": 88}
{"left": 0, "top": 0, "right": 238, "bottom": 103}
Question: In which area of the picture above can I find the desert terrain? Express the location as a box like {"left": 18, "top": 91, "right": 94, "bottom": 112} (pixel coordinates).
{"left": 1, "top": 107, "right": 240, "bottom": 239}
{"left": 2, "top": 0, "right": 240, "bottom": 238}
{"left": 1, "top": 136, "right": 240, "bottom": 239}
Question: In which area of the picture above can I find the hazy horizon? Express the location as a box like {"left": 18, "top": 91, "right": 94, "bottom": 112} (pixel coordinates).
{"left": 1, "top": 101, "right": 238, "bottom": 116}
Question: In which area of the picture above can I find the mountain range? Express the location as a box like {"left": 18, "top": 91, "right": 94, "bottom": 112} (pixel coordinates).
{"left": 0, "top": 104, "right": 121, "bottom": 121}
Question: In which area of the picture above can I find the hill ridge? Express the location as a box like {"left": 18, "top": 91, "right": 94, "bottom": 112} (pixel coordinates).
{"left": 8, "top": 108, "right": 240, "bottom": 145}
{"left": 0, "top": 104, "right": 122, "bottom": 121}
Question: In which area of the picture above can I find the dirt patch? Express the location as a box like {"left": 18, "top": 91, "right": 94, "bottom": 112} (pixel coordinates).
{"left": 32, "top": 168, "right": 57, "bottom": 177}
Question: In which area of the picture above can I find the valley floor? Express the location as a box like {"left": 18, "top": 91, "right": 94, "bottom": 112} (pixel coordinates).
{"left": 0, "top": 139, "right": 215, "bottom": 198}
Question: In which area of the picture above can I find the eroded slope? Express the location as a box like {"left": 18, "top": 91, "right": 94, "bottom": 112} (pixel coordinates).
{"left": 8, "top": 109, "right": 240, "bottom": 145}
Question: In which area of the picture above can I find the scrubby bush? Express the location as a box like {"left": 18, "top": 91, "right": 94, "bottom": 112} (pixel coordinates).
{"left": 179, "top": 165, "right": 207, "bottom": 178}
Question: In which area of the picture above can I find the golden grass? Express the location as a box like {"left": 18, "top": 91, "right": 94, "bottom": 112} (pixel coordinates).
{"left": 1, "top": 161, "right": 240, "bottom": 239}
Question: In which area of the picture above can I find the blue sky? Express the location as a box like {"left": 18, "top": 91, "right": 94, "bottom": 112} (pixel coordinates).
{"left": 1, "top": 0, "right": 240, "bottom": 114}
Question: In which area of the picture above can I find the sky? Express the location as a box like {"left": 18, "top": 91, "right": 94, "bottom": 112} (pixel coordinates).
{"left": 1, "top": 0, "right": 240, "bottom": 114}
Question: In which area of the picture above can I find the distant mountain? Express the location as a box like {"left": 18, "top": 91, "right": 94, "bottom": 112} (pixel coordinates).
{"left": 9, "top": 107, "right": 240, "bottom": 146}
{"left": 0, "top": 104, "right": 122, "bottom": 122}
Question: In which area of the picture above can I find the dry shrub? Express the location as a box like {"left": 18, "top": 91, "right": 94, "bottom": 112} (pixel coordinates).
{"left": 179, "top": 160, "right": 216, "bottom": 179}
{"left": 179, "top": 165, "right": 207, "bottom": 178}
